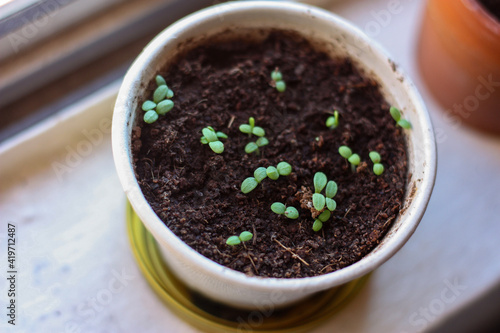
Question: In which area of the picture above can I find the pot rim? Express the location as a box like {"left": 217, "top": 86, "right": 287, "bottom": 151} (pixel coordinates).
{"left": 112, "top": 1, "right": 437, "bottom": 292}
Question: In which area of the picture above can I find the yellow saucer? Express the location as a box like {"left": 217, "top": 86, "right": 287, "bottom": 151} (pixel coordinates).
{"left": 126, "top": 202, "right": 369, "bottom": 333}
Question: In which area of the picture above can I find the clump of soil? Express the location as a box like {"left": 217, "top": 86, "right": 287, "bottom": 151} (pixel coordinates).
{"left": 479, "top": 0, "right": 500, "bottom": 20}
{"left": 132, "top": 30, "right": 408, "bottom": 278}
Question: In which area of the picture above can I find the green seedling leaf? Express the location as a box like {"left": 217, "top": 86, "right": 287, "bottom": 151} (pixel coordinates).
{"left": 252, "top": 126, "right": 265, "bottom": 137}
{"left": 156, "top": 99, "right": 174, "bottom": 115}
{"left": 239, "top": 124, "right": 252, "bottom": 134}
{"left": 226, "top": 236, "right": 241, "bottom": 246}
{"left": 256, "top": 137, "right": 269, "bottom": 147}
{"left": 241, "top": 177, "right": 259, "bottom": 194}
{"left": 202, "top": 127, "right": 218, "bottom": 142}
{"left": 397, "top": 119, "right": 412, "bottom": 129}
{"left": 155, "top": 75, "right": 167, "bottom": 86}
{"left": 209, "top": 141, "right": 224, "bottom": 154}
{"left": 166, "top": 89, "right": 174, "bottom": 99}
{"left": 245, "top": 142, "right": 259, "bottom": 154}
{"left": 144, "top": 110, "right": 158, "bottom": 124}
{"left": 325, "top": 181, "right": 338, "bottom": 198}
{"left": 284, "top": 207, "right": 299, "bottom": 219}
{"left": 348, "top": 154, "right": 361, "bottom": 166}
{"left": 271, "top": 202, "right": 286, "bottom": 215}
{"left": 390, "top": 106, "right": 401, "bottom": 122}
{"left": 254, "top": 167, "right": 268, "bottom": 183}
{"left": 312, "top": 193, "right": 326, "bottom": 211}
{"left": 326, "top": 110, "right": 339, "bottom": 129}
{"left": 153, "top": 85, "right": 168, "bottom": 103}
{"left": 276, "top": 81, "right": 286, "bottom": 92}
{"left": 276, "top": 162, "right": 292, "bottom": 176}
{"left": 312, "top": 219, "right": 323, "bottom": 232}
{"left": 271, "top": 70, "right": 282, "bottom": 82}
{"left": 142, "top": 100, "right": 156, "bottom": 111}
{"left": 369, "top": 151, "right": 381, "bottom": 163}
{"left": 216, "top": 131, "right": 228, "bottom": 139}
{"left": 326, "top": 198, "right": 337, "bottom": 211}
{"left": 239, "top": 231, "right": 253, "bottom": 242}
{"left": 373, "top": 163, "right": 385, "bottom": 175}
{"left": 338, "top": 146, "right": 352, "bottom": 159}
{"left": 266, "top": 166, "right": 279, "bottom": 180}
{"left": 318, "top": 210, "right": 331, "bottom": 222}
{"left": 313, "top": 172, "right": 327, "bottom": 193}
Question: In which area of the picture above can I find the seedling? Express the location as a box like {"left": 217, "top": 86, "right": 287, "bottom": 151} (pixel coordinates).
{"left": 271, "top": 68, "right": 286, "bottom": 92}
{"left": 326, "top": 110, "right": 339, "bottom": 129}
{"left": 245, "top": 137, "right": 269, "bottom": 154}
{"left": 369, "top": 151, "right": 385, "bottom": 176}
{"left": 141, "top": 75, "right": 175, "bottom": 124}
{"left": 271, "top": 202, "right": 299, "bottom": 219}
{"left": 200, "top": 126, "right": 227, "bottom": 154}
{"left": 241, "top": 162, "right": 292, "bottom": 193}
{"left": 338, "top": 145, "right": 361, "bottom": 172}
{"left": 239, "top": 117, "right": 265, "bottom": 137}
{"left": 390, "top": 106, "right": 412, "bottom": 129}
{"left": 311, "top": 172, "right": 338, "bottom": 231}
{"left": 226, "top": 231, "right": 254, "bottom": 246}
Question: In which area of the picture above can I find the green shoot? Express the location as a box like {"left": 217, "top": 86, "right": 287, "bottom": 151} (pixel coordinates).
{"left": 156, "top": 100, "right": 174, "bottom": 115}
{"left": 276, "top": 81, "right": 286, "bottom": 93}
{"left": 266, "top": 166, "right": 279, "bottom": 180}
{"left": 271, "top": 68, "right": 286, "bottom": 92}
{"left": 325, "top": 181, "right": 338, "bottom": 198}
{"left": 241, "top": 162, "right": 292, "bottom": 194}
{"left": 153, "top": 85, "right": 168, "bottom": 103}
{"left": 241, "top": 177, "right": 259, "bottom": 194}
{"left": 338, "top": 145, "right": 361, "bottom": 172}
{"left": 312, "top": 219, "right": 323, "bottom": 232}
{"left": 311, "top": 172, "right": 338, "bottom": 231}
{"left": 254, "top": 167, "right": 267, "bottom": 183}
{"left": 239, "top": 231, "right": 253, "bottom": 242}
{"left": 276, "top": 162, "right": 292, "bottom": 176}
{"left": 245, "top": 137, "right": 269, "bottom": 154}
{"left": 369, "top": 151, "right": 385, "bottom": 175}
{"left": 142, "top": 100, "right": 156, "bottom": 111}
{"left": 240, "top": 117, "right": 269, "bottom": 154}
{"left": 271, "top": 202, "right": 299, "bottom": 219}
{"left": 271, "top": 202, "right": 286, "bottom": 215}
{"left": 200, "top": 126, "right": 226, "bottom": 154}
{"left": 144, "top": 110, "right": 158, "bottom": 124}
{"left": 313, "top": 172, "right": 327, "bottom": 193}
{"left": 155, "top": 75, "right": 166, "bottom": 86}
{"left": 142, "top": 75, "right": 174, "bottom": 124}
{"left": 326, "top": 110, "right": 339, "bottom": 129}
{"left": 271, "top": 69, "right": 282, "bottom": 82}
{"left": 239, "top": 117, "right": 265, "bottom": 137}
{"left": 390, "top": 106, "right": 412, "bottom": 129}
{"left": 226, "top": 231, "right": 253, "bottom": 246}
{"left": 312, "top": 193, "right": 326, "bottom": 211}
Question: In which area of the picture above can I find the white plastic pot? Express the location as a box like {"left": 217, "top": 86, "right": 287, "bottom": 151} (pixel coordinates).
{"left": 112, "top": 1, "right": 437, "bottom": 310}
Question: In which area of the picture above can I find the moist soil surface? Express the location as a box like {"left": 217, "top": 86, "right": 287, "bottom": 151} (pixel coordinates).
{"left": 478, "top": 0, "right": 500, "bottom": 20}
{"left": 132, "top": 31, "right": 408, "bottom": 278}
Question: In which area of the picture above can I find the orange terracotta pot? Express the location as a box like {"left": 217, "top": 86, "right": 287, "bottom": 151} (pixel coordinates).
{"left": 418, "top": 0, "right": 500, "bottom": 134}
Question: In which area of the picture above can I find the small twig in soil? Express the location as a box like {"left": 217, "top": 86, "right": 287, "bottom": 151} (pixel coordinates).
{"left": 319, "top": 264, "right": 333, "bottom": 274}
{"left": 252, "top": 225, "right": 257, "bottom": 246}
{"left": 247, "top": 254, "right": 259, "bottom": 275}
{"left": 273, "top": 239, "right": 310, "bottom": 267}
{"left": 383, "top": 216, "right": 396, "bottom": 229}
{"left": 228, "top": 115, "right": 236, "bottom": 129}
{"left": 344, "top": 204, "right": 355, "bottom": 218}
{"left": 195, "top": 98, "right": 208, "bottom": 106}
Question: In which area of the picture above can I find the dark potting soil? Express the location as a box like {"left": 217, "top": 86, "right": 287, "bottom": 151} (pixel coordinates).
{"left": 132, "top": 31, "right": 408, "bottom": 278}
{"left": 479, "top": 0, "right": 500, "bottom": 20}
